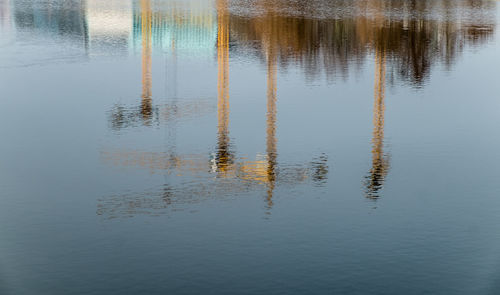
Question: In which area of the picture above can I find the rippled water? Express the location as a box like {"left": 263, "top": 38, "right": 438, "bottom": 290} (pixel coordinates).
{"left": 1, "top": 0, "right": 500, "bottom": 294}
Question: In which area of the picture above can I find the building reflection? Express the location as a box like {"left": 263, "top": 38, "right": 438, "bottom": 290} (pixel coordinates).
{"left": 0, "top": 0, "right": 12, "bottom": 38}
{"left": 11, "top": 0, "right": 89, "bottom": 49}
{"left": 5, "top": 0, "right": 495, "bottom": 82}
{"left": 85, "top": 0, "right": 132, "bottom": 54}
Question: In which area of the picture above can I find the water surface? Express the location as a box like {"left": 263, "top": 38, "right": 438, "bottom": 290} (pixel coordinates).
{"left": 1, "top": 0, "right": 500, "bottom": 294}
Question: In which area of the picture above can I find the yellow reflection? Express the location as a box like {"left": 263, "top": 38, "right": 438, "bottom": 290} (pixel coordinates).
{"left": 215, "top": 0, "right": 233, "bottom": 174}
{"left": 214, "top": 0, "right": 279, "bottom": 208}
{"left": 141, "top": 0, "right": 153, "bottom": 123}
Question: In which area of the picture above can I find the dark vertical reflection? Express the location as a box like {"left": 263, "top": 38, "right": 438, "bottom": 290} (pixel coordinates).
{"left": 310, "top": 154, "right": 329, "bottom": 185}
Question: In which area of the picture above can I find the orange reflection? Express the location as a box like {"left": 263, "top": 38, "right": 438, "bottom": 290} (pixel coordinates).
{"left": 265, "top": 47, "right": 277, "bottom": 208}
{"left": 365, "top": 49, "right": 390, "bottom": 200}
{"left": 140, "top": 0, "right": 153, "bottom": 124}
{"left": 215, "top": 0, "right": 233, "bottom": 174}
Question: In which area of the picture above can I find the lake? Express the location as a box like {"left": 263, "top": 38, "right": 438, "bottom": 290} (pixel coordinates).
{"left": 1, "top": 0, "right": 500, "bottom": 294}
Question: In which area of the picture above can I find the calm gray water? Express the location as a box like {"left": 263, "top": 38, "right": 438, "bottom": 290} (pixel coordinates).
{"left": 1, "top": 0, "right": 500, "bottom": 294}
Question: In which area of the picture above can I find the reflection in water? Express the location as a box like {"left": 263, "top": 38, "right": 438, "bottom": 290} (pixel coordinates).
{"left": 265, "top": 46, "right": 277, "bottom": 208}
{"left": 12, "top": 0, "right": 88, "bottom": 45}
{"left": 98, "top": 0, "right": 496, "bottom": 216}
{"left": 3, "top": 0, "right": 494, "bottom": 81}
{"left": 108, "top": 0, "right": 216, "bottom": 130}
{"left": 140, "top": 0, "right": 153, "bottom": 124}
{"left": 229, "top": 0, "right": 496, "bottom": 85}
{"left": 4, "top": 0, "right": 496, "bottom": 215}
{"left": 365, "top": 49, "right": 390, "bottom": 200}
{"left": 0, "top": 0, "right": 12, "bottom": 40}
{"left": 108, "top": 100, "right": 215, "bottom": 130}
{"left": 215, "top": 0, "right": 234, "bottom": 174}
{"left": 98, "top": 0, "right": 330, "bottom": 218}
{"left": 85, "top": 0, "right": 132, "bottom": 54}
{"left": 131, "top": 0, "right": 217, "bottom": 55}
